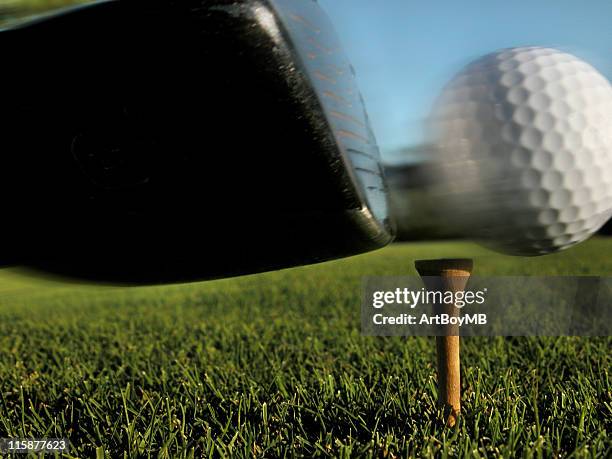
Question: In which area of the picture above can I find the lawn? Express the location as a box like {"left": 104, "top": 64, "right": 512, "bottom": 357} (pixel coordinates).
{"left": 0, "top": 0, "right": 91, "bottom": 28}
{"left": 0, "top": 239, "right": 610, "bottom": 457}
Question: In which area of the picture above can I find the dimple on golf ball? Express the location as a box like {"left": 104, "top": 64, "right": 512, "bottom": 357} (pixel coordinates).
{"left": 429, "top": 47, "right": 612, "bottom": 255}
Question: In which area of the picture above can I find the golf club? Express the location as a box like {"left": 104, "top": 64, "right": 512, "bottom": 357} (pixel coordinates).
{"left": 2, "top": 0, "right": 394, "bottom": 283}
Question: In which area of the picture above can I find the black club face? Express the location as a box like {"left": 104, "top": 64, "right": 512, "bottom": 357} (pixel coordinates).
{"left": 1, "top": 0, "right": 394, "bottom": 283}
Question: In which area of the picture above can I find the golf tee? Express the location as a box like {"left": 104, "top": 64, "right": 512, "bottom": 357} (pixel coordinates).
{"left": 415, "top": 259, "right": 473, "bottom": 427}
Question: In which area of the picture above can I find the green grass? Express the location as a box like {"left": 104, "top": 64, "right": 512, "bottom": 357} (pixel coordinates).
{"left": 0, "top": 239, "right": 610, "bottom": 457}
{"left": 0, "top": 0, "right": 91, "bottom": 28}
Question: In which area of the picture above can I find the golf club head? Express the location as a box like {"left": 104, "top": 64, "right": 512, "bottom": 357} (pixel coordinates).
{"left": 2, "top": 0, "right": 394, "bottom": 283}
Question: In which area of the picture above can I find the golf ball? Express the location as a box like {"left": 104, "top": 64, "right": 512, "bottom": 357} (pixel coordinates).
{"left": 429, "top": 47, "right": 612, "bottom": 255}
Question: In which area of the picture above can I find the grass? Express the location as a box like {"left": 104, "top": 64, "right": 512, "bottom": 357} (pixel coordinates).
{"left": 0, "top": 239, "right": 610, "bottom": 457}
{"left": 0, "top": 0, "right": 92, "bottom": 28}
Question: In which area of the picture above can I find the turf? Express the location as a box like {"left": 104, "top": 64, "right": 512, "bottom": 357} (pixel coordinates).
{"left": 0, "top": 239, "right": 610, "bottom": 457}
{"left": 0, "top": 0, "right": 93, "bottom": 30}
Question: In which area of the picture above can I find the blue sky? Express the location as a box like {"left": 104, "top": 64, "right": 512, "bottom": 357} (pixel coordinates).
{"left": 319, "top": 0, "right": 612, "bottom": 158}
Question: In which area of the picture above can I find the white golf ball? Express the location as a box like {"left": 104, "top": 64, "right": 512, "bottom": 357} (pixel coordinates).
{"left": 429, "top": 47, "right": 612, "bottom": 255}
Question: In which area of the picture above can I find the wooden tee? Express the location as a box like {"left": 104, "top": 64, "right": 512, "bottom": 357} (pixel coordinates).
{"left": 415, "top": 259, "right": 473, "bottom": 427}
